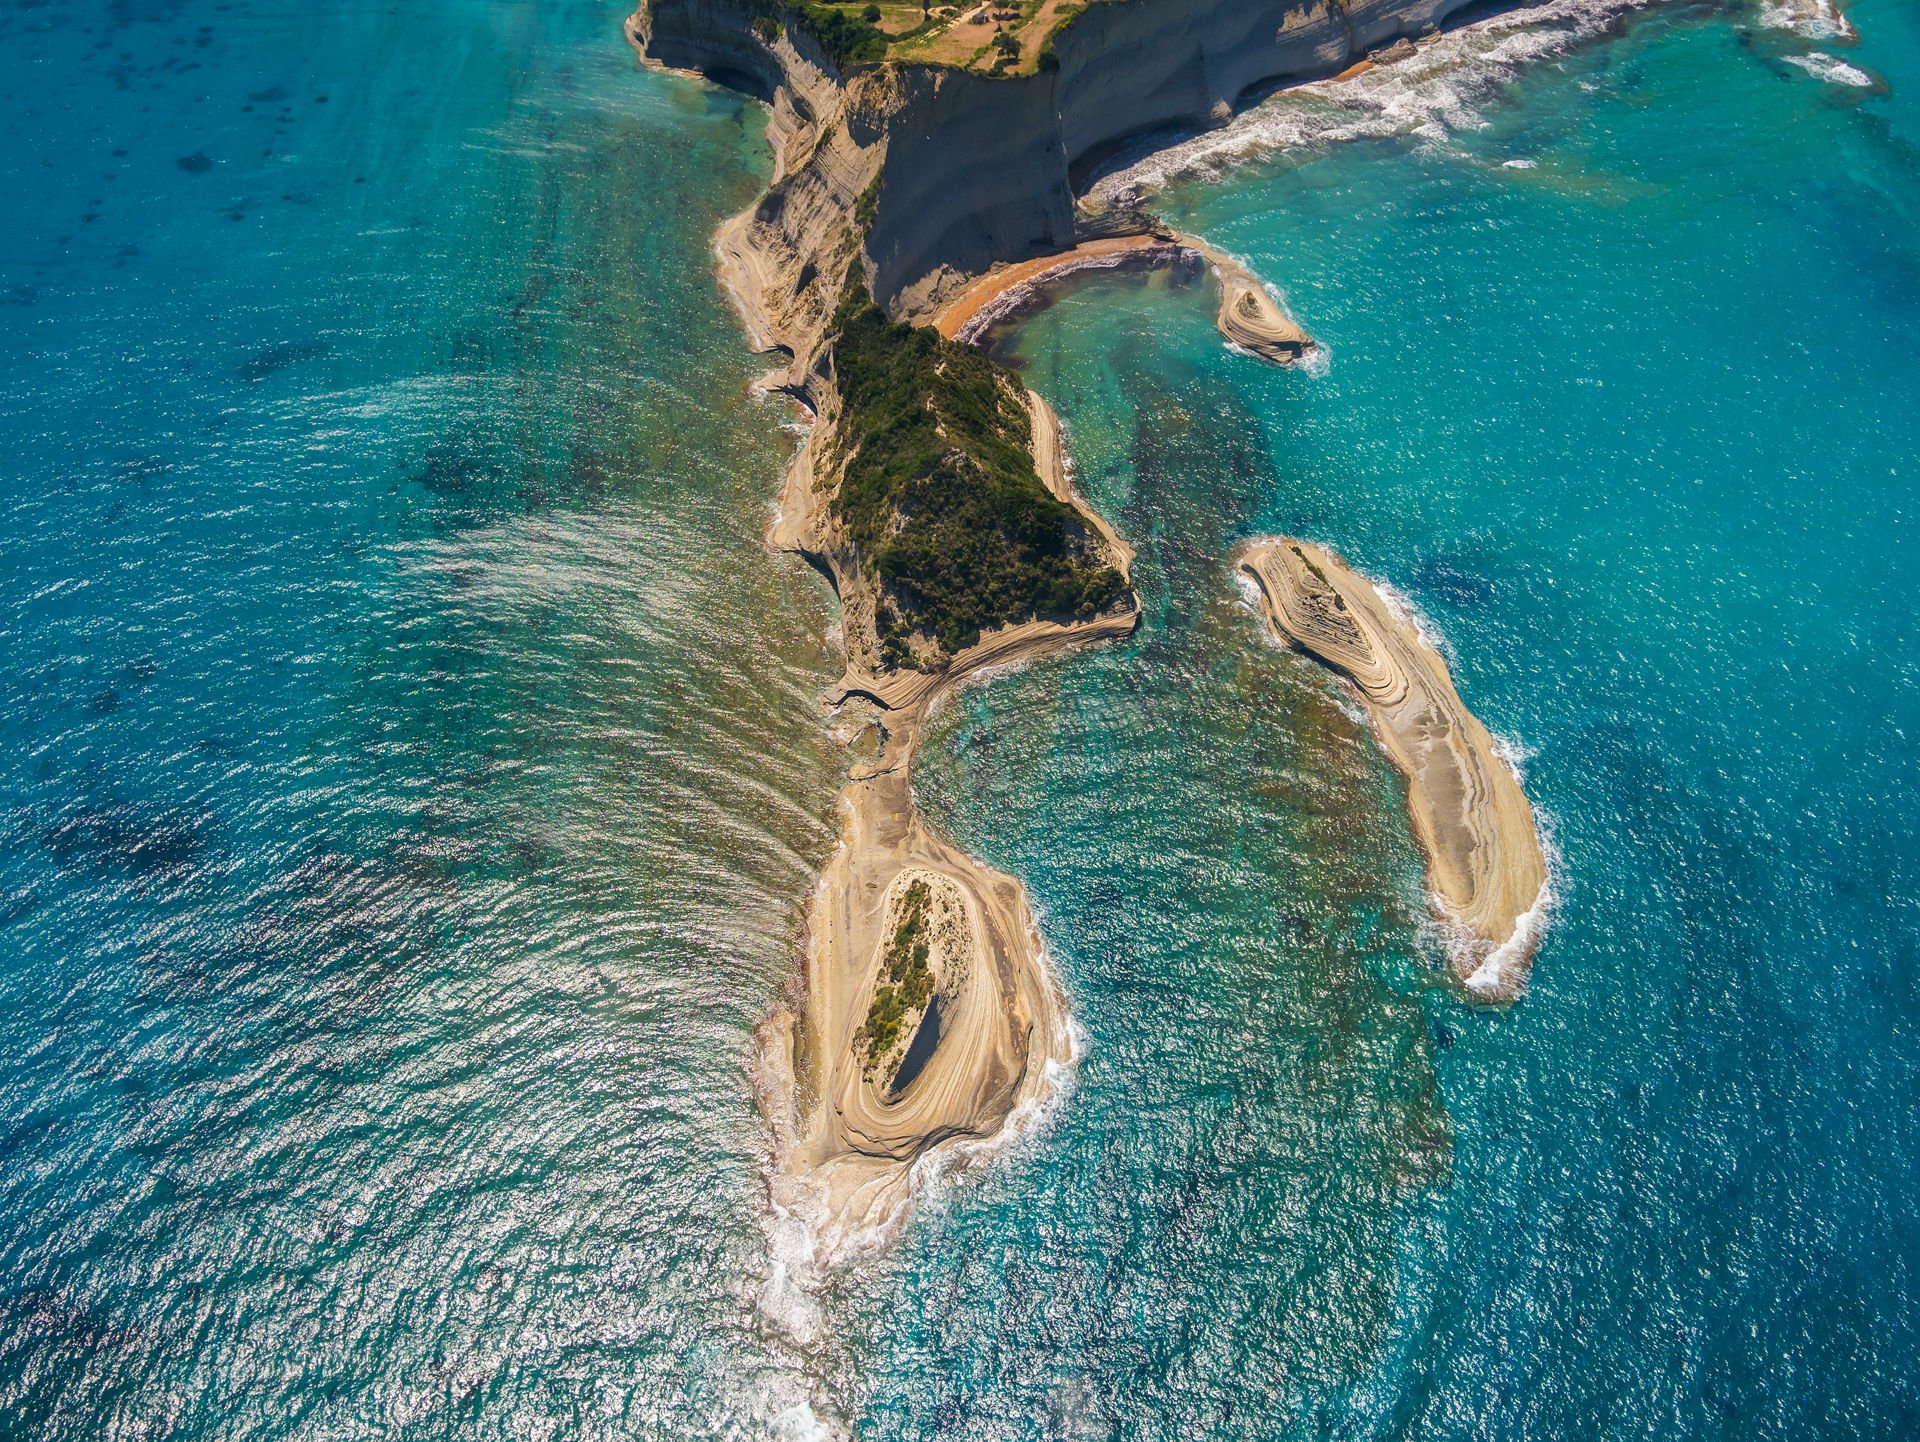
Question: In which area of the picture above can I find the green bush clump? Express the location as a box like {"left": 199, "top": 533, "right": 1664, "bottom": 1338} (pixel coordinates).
{"left": 790, "top": 1, "right": 888, "bottom": 65}
{"left": 856, "top": 880, "right": 935, "bottom": 1060}
{"left": 829, "top": 274, "right": 1126, "bottom": 659}
{"left": 852, "top": 174, "right": 881, "bottom": 233}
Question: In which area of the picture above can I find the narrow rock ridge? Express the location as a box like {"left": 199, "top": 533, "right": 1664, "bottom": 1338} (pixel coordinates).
{"left": 933, "top": 232, "right": 1315, "bottom": 364}
{"left": 1238, "top": 538, "right": 1549, "bottom": 1001}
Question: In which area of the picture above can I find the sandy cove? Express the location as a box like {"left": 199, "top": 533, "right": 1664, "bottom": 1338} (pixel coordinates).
{"left": 934, "top": 232, "right": 1315, "bottom": 366}
{"left": 757, "top": 393, "right": 1136, "bottom": 1273}
{"left": 1238, "top": 538, "right": 1548, "bottom": 1001}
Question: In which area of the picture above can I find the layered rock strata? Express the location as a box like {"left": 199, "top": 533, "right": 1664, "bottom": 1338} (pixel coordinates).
{"left": 1239, "top": 538, "right": 1549, "bottom": 1000}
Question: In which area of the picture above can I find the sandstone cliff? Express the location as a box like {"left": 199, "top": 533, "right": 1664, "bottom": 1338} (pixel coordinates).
{"left": 635, "top": 0, "right": 1478, "bottom": 334}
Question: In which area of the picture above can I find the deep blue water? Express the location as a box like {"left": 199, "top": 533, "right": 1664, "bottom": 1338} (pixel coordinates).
{"left": 3, "top": 0, "right": 1918, "bottom": 1439}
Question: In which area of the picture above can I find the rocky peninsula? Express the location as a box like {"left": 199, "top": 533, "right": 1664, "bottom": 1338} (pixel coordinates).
{"left": 1239, "top": 538, "right": 1549, "bottom": 1000}
{"left": 627, "top": 0, "right": 1492, "bottom": 1264}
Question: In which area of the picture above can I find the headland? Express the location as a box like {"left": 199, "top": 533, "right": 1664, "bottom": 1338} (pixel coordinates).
{"left": 627, "top": 0, "right": 1497, "bottom": 1264}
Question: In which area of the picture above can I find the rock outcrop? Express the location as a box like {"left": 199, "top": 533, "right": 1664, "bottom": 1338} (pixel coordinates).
{"left": 1239, "top": 538, "right": 1549, "bottom": 1001}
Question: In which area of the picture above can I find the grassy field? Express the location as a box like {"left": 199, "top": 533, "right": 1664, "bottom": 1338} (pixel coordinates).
{"left": 781, "top": 0, "right": 1098, "bottom": 75}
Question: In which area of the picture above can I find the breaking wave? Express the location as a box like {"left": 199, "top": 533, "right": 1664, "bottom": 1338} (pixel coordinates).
{"left": 1757, "top": 0, "right": 1857, "bottom": 43}
{"left": 1088, "top": 0, "right": 1662, "bottom": 203}
{"left": 1782, "top": 51, "right": 1875, "bottom": 87}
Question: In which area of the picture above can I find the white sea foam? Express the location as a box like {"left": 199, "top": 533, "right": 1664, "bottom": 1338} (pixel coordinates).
{"left": 767, "top": 1401, "right": 841, "bottom": 1442}
{"left": 760, "top": 1391, "right": 849, "bottom": 1442}
{"left": 1365, "top": 570, "right": 1459, "bottom": 669}
{"left": 755, "top": 1249, "right": 826, "bottom": 1352}
{"left": 1502, "top": 157, "right": 1539, "bottom": 169}
{"left": 1490, "top": 730, "right": 1538, "bottom": 783}
{"left": 1088, "top": 0, "right": 1660, "bottom": 203}
{"left": 1232, "top": 567, "right": 1269, "bottom": 624}
{"left": 1458, "top": 817, "right": 1562, "bottom": 998}
{"left": 1297, "top": 341, "right": 1334, "bottom": 380}
{"left": 1782, "top": 51, "right": 1875, "bottom": 87}
{"left": 1758, "top": 0, "right": 1857, "bottom": 42}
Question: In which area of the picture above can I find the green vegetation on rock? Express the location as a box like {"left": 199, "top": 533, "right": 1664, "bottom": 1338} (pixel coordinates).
{"left": 857, "top": 880, "right": 935, "bottom": 1061}
{"left": 786, "top": 1, "right": 889, "bottom": 66}
{"left": 829, "top": 275, "right": 1126, "bottom": 662}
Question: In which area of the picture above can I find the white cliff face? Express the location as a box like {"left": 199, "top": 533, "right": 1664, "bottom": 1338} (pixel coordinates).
{"left": 632, "top": 0, "right": 886, "bottom": 378}
{"left": 636, "top": 0, "right": 1480, "bottom": 334}
{"left": 870, "top": 0, "right": 1473, "bottom": 313}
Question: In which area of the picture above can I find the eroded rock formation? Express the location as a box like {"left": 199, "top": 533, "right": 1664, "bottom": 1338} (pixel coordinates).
{"left": 1239, "top": 537, "right": 1549, "bottom": 1001}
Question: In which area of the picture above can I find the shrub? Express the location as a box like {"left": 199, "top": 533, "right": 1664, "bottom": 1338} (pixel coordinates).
{"left": 856, "top": 880, "right": 936, "bottom": 1061}
{"left": 828, "top": 271, "right": 1126, "bottom": 661}
{"left": 852, "top": 174, "right": 881, "bottom": 232}
{"left": 790, "top": 1, "right": 888, "bottom": 65}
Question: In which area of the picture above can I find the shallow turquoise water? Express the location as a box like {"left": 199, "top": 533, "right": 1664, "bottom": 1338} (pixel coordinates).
{"left": 3, "top": 0, "right": 1918, "bottom": 1438}
{"left": 889, "top": 2, "right": 1920, "bottom": 1436}
{"left": 0, "top": 1, "right": 843, "bottom": 1434}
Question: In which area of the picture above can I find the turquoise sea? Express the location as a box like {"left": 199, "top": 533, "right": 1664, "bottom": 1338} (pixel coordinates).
{"left": 1, "top": 0, "right": 1916, "bottom": 1438}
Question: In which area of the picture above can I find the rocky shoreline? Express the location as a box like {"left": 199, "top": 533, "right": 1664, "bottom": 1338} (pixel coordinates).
{"left": 1239, "top": 538, "right": 1550, "bottom": 1001}
{"left": 626, "top": 0, "right": 1491, "bottom": 1268}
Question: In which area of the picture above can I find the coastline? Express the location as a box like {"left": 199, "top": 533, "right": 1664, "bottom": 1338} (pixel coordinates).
{"left": 625, "top": 0, "right": 1531, "bottom": 1274}
{"left": 1238, "top": 538, "right": 1549, "bottom": 1000}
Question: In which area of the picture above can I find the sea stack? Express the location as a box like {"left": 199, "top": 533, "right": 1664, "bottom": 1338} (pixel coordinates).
{"left": 1238, "top": 538, "right": 1548, "bottom": 999}
{"left": 1203, "top": 249, "right": 1315, "bottom": 363}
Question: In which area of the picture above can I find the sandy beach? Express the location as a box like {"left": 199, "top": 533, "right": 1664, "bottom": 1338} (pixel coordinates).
{"left": 934, "top": 234, "right": 1184, "bottom": 341}
{"left": 1238, "top": 537, "right": 1548, "bottom": 1000}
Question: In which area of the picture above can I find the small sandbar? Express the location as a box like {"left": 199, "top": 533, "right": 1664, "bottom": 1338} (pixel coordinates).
{"left": 1238, "top": 537, "right": 1548, "bottom": 1000}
